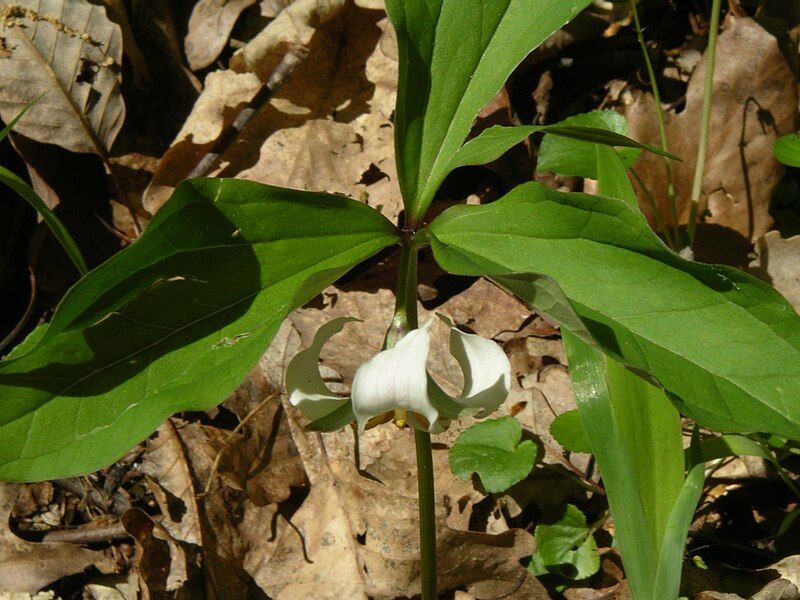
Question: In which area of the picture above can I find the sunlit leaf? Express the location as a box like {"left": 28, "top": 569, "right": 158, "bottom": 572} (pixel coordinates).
{"left": 0, "top": 179, "right": 397, "bottom": 481}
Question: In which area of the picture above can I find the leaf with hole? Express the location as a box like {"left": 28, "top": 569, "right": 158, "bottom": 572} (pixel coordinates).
{"left": 0, "top": 179, "right": 398, "bottom": 481}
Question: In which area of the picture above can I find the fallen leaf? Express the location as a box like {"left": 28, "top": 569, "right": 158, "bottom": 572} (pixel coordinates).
{"left": 749, "top": 231, "right": 800, "bottom": 311}
{"left": 252, "top": 405, "right": 549, "bottom": 599}
{"left": 229, "top": 0, "right": 346, "bottom": 79}
{"left": 0, "top": 483, "right": 112, "bottom": 593}
{"left": 626, "top": 16, "right": 796, "bottom": 255}
{"left": 185, "top": 0, "right": 257, "bottom": 71}
{"left": 0, "top": 0, "right": 125, "bottom": 155}
{"left": 145, "top": 3, "right": 400, "bottom": 221}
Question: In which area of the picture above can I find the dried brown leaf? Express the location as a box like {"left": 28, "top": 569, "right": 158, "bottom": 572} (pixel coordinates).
{"left": 0, "top": 484, "right": 112, "bottom": 594}
{"left": 144, "top": 4, "right": 400, "bottom": 221}
{"left": 185, "top": 0, "right": 256, "bottom": 71}
{"left": 0, "top": 0, "right": 125, "bottom": 155}
{"left": 626, "top": 16, "right": 796, "bottom": 255}
{"left": 749, "top": 231, "right": 800, "bottom": 312}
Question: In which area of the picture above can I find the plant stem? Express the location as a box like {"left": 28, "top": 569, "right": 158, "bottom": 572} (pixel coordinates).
{"left": 687, "top": 0, "right": 723, "bottom": 247}
{"left": 630, "top": 0, "right": 681, "bottom": 250}
{"left": 414, "top": 427, "right": 437, "bottom": 599}
{"left": 389, "top": 237, "right": 437, "bottom": 599}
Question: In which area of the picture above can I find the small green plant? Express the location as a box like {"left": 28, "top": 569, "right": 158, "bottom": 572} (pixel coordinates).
{"left": 2, "top": 2, "right": 799, "bottom": 599}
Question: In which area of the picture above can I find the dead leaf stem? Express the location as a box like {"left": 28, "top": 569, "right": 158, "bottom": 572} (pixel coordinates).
{"left": 188, "top": 49, "right": 308, "bottom": 179}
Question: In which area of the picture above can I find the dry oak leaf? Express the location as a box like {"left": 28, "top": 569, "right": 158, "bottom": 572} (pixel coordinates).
{"left": 255, "top": 408, "right": 548, "bottom": 599}
{"left": 185, "top": 0, "right": 256, "bottom": 71}
{"left": 0, "top": 0, "right": 125, "bottom": 156}
{"left": 0, "top": 483, "right": 113, "bottom": 594}
{"left": 145, "top": 3, "right": 400, "bottom": 221}
{"left": 626, "top": 16, "right": 796, "bottom": 248}
{"left": 229, "top": 0, "right": 346, "bottom": 79}
{"left": 749, "top": 231, "right": 800, "bottom": 312}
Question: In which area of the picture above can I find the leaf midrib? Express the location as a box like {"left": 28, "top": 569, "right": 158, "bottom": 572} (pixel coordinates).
{"left": 1, "top": 236, "right": 391, "bottom": 428}
{"left": 432, "top": 238, "right": 799, "bottom": 429}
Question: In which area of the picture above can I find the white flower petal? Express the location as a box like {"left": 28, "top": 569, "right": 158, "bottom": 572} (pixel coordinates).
{"left": 351, "top": 320, "right": 440, "bottom": 433}
{"left": 286, "top": 317, "right": 358, "bottom": 422}
{"left": 437, "top": 314, "right": 511, "bottom": 418}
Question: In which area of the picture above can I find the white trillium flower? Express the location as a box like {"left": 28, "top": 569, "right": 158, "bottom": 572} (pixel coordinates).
{"left": 286, "top": 314, "right": 511, "bottom": 433}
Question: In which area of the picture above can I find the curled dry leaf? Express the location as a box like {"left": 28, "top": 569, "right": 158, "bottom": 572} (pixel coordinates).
{"left": 0, "top": 0, "right": 125, "bottom": 156}
{"left": 229, "top": 0, "right": 346, "bottom": 79}
{"left": 749, "top": 231, "right": 800, "bottom": 312}
{"left": 0, "top": 483, "right": 113, "bottom": 593}
{"left": 626, "top": 16, "right": 796, "bottom": 252}
{"left": 258, "top": 405, "right": 548, "bottom": 599}
{"left": 185, "top": 0, "right": 256, "bottom": 71}
{"left": 145, "top": 3, "right": 400, "bottom": 221}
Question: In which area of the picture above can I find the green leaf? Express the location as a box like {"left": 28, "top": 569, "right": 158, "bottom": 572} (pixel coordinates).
{"left": 654, "top": 429, "right": 706, "bottom": 600}
{"left": 774, "top": 133, "right": 800, "bottom": 167}
{"left": 451, "top": 117, "right": 675, "bottom": 174}
{"left": 0, "top": 97, "right": 87, "bottom": 276}
{"left": 696, "top": 434, "right": 770, "bottom": 462}
{"left": 385, "top": 0, "right": 592, "bottom": 224}
{"left": 0, "top": 166, "right": 87, "bottom": 276}
{"left": 449, "top": 416, "right": 538, "bottom": 493}
{"left": 605, "top": 356, "right": 685, "bottom": 560}
{"left": 428, "top": 181, "right": 800, "bottom": 440}
{"left": 530, "top": 504, "right": 600, "bottom": 581}
{"left": 0, "top": 179, "right": 398, "bottom": 481}
{"left": 537, "top": 111, "right": 643, "bottom": 179}
{"left": 562, "top": 331, "right": 687, "bottom": 599}
{"left": 549, "top": 410, "right": 591, "bottom": 454}
{"left": 595, "top": 144, "right": 638, "bottom": 207}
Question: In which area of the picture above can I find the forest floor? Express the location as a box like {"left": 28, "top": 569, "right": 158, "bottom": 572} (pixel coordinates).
{"left": 1, "top": 0, "right": 800, "bottom": 598}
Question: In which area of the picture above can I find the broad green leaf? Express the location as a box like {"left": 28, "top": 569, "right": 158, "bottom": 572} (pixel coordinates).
{"left": 428, "top": 181, "right": 800, "bottom": 440}
{"left": 449, "top": 120, "right": 675, "bottom": 173}
{"left": 0, "top": 179, "right": 398, "bottom": 481}
{"left": 530, "top": 504, "right": 600, "bottom": 581}
{"left": 385, "top": 0, "right": 592, "bottom": 224}
{"left": 537, "top": 111, "right": 643, "bottom": 179}
{"left": 562, "top": 331, "right": 680, "bottom": 599}
{"left": 549, "top": 410, "right": 591, "bottom": 454}
{"left": 562, "top": 331, "right": 656, "bottom": 597}
{"left": 449, "top": 416, "right": 538, "bottom": 493}
{"left": 774, "top": 133, "right": 800, "bottom": 167}
{"left": 604, "top": 357, "right": 685, "bottom": 560}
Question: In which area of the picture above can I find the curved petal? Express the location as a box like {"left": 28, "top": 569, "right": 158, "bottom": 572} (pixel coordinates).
{"left": 351, "top": 320, "right": 440, "bottom": 433}
{"left": 286, "top": 317, "right": 359, "bottom": 422}
{"left": 434, "top": 314, "right": 511, "bottom": 418}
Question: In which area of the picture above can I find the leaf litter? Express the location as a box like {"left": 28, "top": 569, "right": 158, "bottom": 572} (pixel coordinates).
{"left": 1, "top": 1, "right": 800, "bottom": 598}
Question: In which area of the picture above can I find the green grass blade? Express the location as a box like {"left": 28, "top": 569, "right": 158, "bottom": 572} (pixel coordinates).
{"left": 0, "top": 165, "right": 87, "bottom": 275}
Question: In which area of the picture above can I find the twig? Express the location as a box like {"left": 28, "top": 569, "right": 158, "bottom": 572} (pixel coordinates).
{"left": 41, "top": 520, "right": 131, "bottom": 544}
{"left": 201, "top": 393, "right": 278, "bottom": 496}
{"left": 188, "top": 49, "right": 309, "bottom": 179}
{"left": 0, "top": 267, "right": 36, "bottom": 354}
{"left": 630, "top": 0, "right": 681, "bottom": 249}
{"left": 687, "top": 0, "right": 723, "bottom": 246}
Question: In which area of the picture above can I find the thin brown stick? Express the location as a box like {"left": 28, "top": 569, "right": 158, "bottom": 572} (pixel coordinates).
{"left": 201, "top": 393, "right": 278, "bottom": 496}
{"left": 41, "top": 520, "right": 131, "bottom": 544}
{"left": 188, "top": 49, "right": 308, "bottom": 179}
{"left": 0, "top": 267, "right": 36, "bottom": 353}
